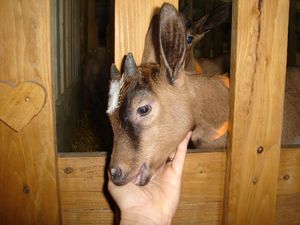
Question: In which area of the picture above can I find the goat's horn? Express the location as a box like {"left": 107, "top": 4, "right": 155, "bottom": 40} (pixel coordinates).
{"left": 124, "top": 53, "right": 137, "bottom": 76}
{"left": 110, "top": 64, "right": 121, "bottom": 80}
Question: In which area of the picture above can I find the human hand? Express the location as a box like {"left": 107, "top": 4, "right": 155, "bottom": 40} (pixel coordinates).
{"left": 108, "top": 131, "right": 192, "bottom": 225}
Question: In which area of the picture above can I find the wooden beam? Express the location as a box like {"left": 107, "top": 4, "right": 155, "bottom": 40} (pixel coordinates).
{"left": 0, "top": 0, "right": 60, "bottom": 224}
{"left": 223, "top": 1, "right": 290, "bottom": 225}
{"left": 58, "top": 149, "right": 300, "bottom": 225}
{"left": 114, "top": 0, "right": 178, "bottom": 68}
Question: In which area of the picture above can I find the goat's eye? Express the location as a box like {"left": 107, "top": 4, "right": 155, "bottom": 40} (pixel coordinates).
{"left": 137, "top": 105, "right": 152, "bottom": 116}
{"left": 187, "top": 35, "right": 193, "bottom": 44}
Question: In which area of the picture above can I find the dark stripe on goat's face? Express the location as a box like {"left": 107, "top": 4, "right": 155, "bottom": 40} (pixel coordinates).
{"left": 119, "top": 88, "right": 141, "bottom": 151}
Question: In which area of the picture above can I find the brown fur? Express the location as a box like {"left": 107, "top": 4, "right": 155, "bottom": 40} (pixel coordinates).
{"left": 109, "top": 4, "right": 229, "bottom": 186}
{"left": 109, "top": 62, "right": 229, "bottom": 186}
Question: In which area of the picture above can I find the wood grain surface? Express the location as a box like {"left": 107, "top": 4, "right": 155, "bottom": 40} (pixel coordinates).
{"left": 114, "top": 0, "right": 178, "bottom": 69}
{"left": 0, "top": 1, "right": 60, "bottom": 224}
{"left": 223, "top": 0, "right": 290, "bottom": 225}
{"left": 58, "top": 149, "right": 300, "bottom": 225}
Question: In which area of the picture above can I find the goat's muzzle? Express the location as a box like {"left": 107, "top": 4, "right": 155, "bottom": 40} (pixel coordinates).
{"left": 109, "top": 163, "right": 151, "bottom": 186}
{"left": 109, "top": 166, "right": 123, "bottom": 181}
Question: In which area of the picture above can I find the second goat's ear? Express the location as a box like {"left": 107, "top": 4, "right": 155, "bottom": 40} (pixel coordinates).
{"left": 193, "top": 4, "right": 229, "bottom": 35}
{"left": 141, "top": 14, "right": 160, "bottom": 65}
{"left": 159, "top": 3, "right": 186, "bottom": 84}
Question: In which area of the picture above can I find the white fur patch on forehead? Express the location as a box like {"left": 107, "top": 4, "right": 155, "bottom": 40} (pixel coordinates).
{"left": 106, "top": 76, "right": 124, "bottom": 114}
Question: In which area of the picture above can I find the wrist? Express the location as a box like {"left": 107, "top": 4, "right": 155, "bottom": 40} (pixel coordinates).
{"left": 120, "top": 212, "right": 172, "bottom": 225}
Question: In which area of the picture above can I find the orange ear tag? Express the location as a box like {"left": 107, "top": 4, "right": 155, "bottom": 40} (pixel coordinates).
{"left": 215, "top": 74, "right": 230, "bottom": 88}
{"left": 211, "top": 121, "right": 229, "bottom": 141}
{"left": 194, "top": 62, "right": 203, "bottom": 74}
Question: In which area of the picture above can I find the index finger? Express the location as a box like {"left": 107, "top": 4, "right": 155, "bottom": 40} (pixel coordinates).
{"left": 171, "top": 131, "right": 192, "bottom": 175}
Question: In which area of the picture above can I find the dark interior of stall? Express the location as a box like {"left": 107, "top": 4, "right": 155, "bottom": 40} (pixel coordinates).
{"left": 56, "top": 0, "right": 299, "bottom": 152}
{"left": 284, "top": 0, "right": 300, "bottom": 148}
{"left": 70, "top": 0, "right": 114, "bottom": 152}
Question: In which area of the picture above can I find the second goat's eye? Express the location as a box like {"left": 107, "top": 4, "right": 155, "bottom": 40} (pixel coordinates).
{"left": 187, "top": 35, "right": 193, "bottom": 44}
{"left": 137, "top": 105, "right": 152, "bottom": 116}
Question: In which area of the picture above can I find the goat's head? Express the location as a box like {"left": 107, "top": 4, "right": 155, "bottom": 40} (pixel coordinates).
{"left": 107, "top": 3, "right": 193, "bottom": 186}
{"left": 185, "top": 4, "right": 229, "bottom": 51}
{"left": 141, "top": 4, "right": 229, "bottom": 67}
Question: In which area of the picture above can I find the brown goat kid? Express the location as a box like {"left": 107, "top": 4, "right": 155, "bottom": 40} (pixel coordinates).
{"left": 107, "top": 4, "right": 229, "bottom": 186}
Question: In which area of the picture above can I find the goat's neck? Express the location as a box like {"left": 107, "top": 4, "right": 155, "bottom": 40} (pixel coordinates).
{"left": 184, "top": 74, "right": 229, "bottom": 131}
{"left": 185, "top": 48, "right": 202, "bottom": 75}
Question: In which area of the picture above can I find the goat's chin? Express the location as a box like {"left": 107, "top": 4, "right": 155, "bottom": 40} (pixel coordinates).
{"left": 132, "top": 163, "right": 151, "bottom": 186}
{"left": 133, "top": 156, "right": 171, "bottom": 186}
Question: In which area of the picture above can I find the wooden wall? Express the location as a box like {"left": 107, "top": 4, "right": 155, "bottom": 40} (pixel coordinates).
{"left": 58, "top": 149, "right": 300, "bottom": 225}
{"left": 0, "top": 1, "right": 60, "bottom": 224}
{"left": 0, "top": 0, "right": 298, "bottom": 225}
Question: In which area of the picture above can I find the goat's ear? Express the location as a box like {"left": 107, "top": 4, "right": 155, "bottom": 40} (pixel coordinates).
{"left": 193, "top": 4, "right": 229, "bottom": 35}
{"left": 159, "top": 3, "right": 186, "bottom": 84}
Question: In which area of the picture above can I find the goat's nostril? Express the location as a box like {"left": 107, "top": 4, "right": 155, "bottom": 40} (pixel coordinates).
{"left": 110, "top": 167, "right": 122, "bottom": 180}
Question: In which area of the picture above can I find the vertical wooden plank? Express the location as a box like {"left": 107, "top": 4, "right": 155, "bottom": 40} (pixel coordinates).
{"left": 60, "top": 0, "right": 80, "bottom": 87}
{"left": 64, "top": 0, "right": 72, "bottom": 89}
{"left": 0, "top": 0, "right": 61, "bottom": 225}
{"left": 51, "top": 0, "right": 60, "bottom": 100}
{"left": 67, "top": 0, "right": 72, "bottom": 87}
{"left": 79, "top": 0, "right": 88, "bottom": 62}
{"left": 68, "top": 0, "right": 72, "bottom": 86}
{"left": 223, "top": 1, "right": 289, "bottom": 225}
{"left": 63, "top": 0, "right": 69, "bottom": 90}
{"left": 75, "top": 1, "right": 79, "bottom": 80}
{"left": 114, "top": 0, "right": 179, "bottom": 68}
{"left": 76, "top": 1, "right": 80, "bottom": 80}
{"left": 70, "top": 0, "right": 74, "bottom": 82}
{"left": 59, "top": 0, "right": 65, "bottom": 95}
